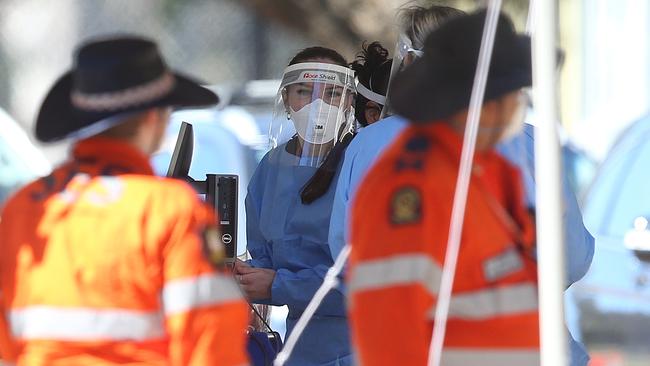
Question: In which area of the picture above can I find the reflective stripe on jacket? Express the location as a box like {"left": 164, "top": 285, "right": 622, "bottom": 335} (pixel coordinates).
{"left": 0, "top": 138, "right": 249, "bottom": 366}
{"left": 348, "top": 123, "right": 540, "bottom": 366}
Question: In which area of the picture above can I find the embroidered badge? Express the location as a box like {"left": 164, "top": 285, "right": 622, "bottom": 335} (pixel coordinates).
{"left": 483, "top": 247, "right": 524, "bottom": 282}
{"left": 390, "top": 187, "right": 422, "bottom": 225}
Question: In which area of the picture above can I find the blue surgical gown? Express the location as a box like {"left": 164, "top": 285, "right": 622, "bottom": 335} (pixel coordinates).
{"left": 328, "top": 117, "right": 595, "bottom": 366}
{"left": 246, "top": 143, "right": 352, "bottom": 366}
{"left": 495, "top": 124, "right": 595, "bottom": 286}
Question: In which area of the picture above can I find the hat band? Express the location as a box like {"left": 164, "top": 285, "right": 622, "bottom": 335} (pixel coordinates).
{"left": 71, "top": 73, "right": 175, "bottom": 112}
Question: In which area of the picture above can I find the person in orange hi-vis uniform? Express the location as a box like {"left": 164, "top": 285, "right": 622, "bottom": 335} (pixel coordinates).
{"left": 348, "top": 11, "right": 542, "bottom": 366}
{"left": 0, "top": 36, "right": 249, "bottom": 366}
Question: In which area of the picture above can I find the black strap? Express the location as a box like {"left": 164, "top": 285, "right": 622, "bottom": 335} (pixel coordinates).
{"left": 248, "top": 301, "right": 274, "bottom": 332}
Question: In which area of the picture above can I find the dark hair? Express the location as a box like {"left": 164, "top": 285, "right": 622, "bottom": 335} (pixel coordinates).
{"left": 398, "top": 5, "right": 466, "bottom": 50}
{"left": 300, "top": 131, "right": 354, "bottom": 204}
{"left": 350, "top": 41, "right": 391, "bottom": 126}
{"left": 289, "top": 46, "right": 347, "bottom": 67}
{"left": 285, "top": 47, "right": 354, "bottom": 204}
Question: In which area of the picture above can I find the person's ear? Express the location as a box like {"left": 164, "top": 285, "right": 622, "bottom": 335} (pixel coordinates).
{"left": 364, "top": 101, "right": 382, "bottom": 124}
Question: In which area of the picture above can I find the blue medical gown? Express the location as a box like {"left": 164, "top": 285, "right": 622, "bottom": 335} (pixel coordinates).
{"left": 495, "top": 124, "right": 595, "bottom": 286}
{"left": 328, "top": 115, "right": 408, "bottom": 260}
{"left": 328, "top": 118, "right": 595, "bottom": 366}
{"left": 246, "top": 144, "right": 352, "bottom": 366}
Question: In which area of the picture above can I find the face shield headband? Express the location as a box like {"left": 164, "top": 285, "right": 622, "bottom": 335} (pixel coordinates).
{"left": 280, "top": 62, "right": 356, "bottom": 90}
{"left": 355, "top": 77, "right": 386, "bottom": 105}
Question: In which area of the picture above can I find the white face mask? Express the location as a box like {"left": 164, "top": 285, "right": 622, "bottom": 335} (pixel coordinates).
{"left": 290, "top": 98, "right": 344, "bottom": 144}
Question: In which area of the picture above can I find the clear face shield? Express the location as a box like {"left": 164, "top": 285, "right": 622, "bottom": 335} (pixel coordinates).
{"left": 382, "top": 34, "right": 424, "bottom": 118}
{"left": 269, "top": 62, "right": 356, "bottom": 167}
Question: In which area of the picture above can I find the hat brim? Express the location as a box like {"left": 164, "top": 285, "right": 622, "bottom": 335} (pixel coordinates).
{"left": 390, "top": 35, "right": 533, "bottom": 123}
{"left": 35, "top": 71, "right": 219, "bottom": 142}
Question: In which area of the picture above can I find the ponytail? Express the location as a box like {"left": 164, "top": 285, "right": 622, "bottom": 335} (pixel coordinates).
{"left": 350, "top": 41, "right": 391, "bottom": 126}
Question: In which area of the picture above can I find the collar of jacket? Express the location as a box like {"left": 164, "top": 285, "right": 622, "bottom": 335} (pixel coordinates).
{"left": 72, "top": 137, "right": 155, "bottom": 176}
{"left": 425, "top": 122, "right": 499, "bottom": 167}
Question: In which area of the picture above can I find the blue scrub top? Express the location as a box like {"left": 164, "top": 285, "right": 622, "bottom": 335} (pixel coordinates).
{"left": 246, "top": 143, "right": 353, "bottom": 366}
{"left": 329, "top": 118, "right": 595, "bottom": 366}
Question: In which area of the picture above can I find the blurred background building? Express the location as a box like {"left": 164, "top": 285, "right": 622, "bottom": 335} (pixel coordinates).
{"left": 0, "top": 0, "right": 532, "bottom": 164}
{"left": 1, "top": 0, "right": 648, "bottom": 169}
{"left": 0, "top": 0, "right": 650, "bottom": 161}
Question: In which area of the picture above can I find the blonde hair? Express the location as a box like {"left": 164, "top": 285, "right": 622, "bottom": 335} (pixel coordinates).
{"left": 398, "top": 5, "right": 466, "bottom": 50}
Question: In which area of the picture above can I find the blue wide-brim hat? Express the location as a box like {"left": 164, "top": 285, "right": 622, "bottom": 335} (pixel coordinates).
{"left": 35, "top": 36, "right": 219, "bottom": 142}
{"left": 390, "top": 10, "right": 533, "bottom": 123}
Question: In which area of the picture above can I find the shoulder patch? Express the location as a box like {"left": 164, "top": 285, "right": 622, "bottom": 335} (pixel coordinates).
{"left": 390, "top": 186, "right": 422, "bottom": 225}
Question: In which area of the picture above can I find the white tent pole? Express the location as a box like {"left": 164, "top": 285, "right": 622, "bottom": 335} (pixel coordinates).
{"left": 532, "top": 0, "right": 568, "bottom": 365}
{"left": 426, "top": 1, "right": 502, "bottom": 365}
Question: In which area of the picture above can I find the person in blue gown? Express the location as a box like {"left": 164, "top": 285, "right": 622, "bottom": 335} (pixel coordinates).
{"left": 235, "top": 46, "right": 357, "bottom": 366}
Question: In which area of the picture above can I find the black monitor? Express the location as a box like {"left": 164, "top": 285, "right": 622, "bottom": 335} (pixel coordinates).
{"left": 165, "top": 121, "right": 238, "bottom": 264}
{"left": 166, "top": 121, "right": 193, "bottom": 178}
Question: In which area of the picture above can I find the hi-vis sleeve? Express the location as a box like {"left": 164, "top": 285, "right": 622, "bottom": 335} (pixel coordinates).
{"left": 160, "top": 192, "right": 249, "bottom": 366}
{"left": 349, "top": 181, "right": 440, "bottom": 366}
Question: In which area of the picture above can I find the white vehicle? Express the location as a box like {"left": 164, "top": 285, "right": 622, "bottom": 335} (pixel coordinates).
{"left": 570, "top": 112, "right": 650, "bottom": 363}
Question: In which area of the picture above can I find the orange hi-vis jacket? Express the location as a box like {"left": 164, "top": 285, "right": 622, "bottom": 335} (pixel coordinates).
{"left": 348, "top": 123, "right": 540, "bottom": 366}
{"left": 0, "top": 138, "right": 249, "bottom": 366}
